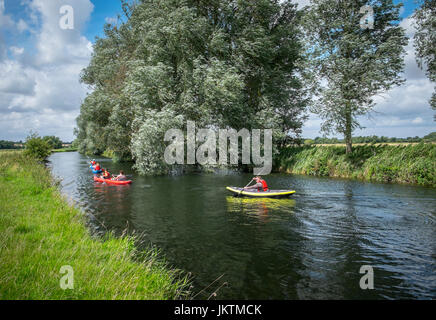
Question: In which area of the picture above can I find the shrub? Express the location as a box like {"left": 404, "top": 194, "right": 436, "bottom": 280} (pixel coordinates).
{"left": 24, "top": 133, "right": 51, "bottom": 161}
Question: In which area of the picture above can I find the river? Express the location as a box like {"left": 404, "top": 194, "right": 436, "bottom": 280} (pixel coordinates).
{"left": 48, "top": 152, "right": 436, "bottom": 299}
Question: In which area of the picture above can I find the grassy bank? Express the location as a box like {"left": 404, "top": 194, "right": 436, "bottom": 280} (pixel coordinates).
{"left": 0, "top": 151, "right": 189, "bottom": 299}
{"left": 275, "top": 143, "right": 436, "bottom": 187}
{"left": 51, "top": 148, "right": 78, "bottom": 153}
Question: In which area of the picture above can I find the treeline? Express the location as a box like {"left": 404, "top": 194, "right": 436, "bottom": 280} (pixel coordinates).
{"left": 0, "top": 140, "right": 23, "bottom": 149}
{"left": 75, "top": 0, "right": 434, "bottom": 175}
{"left": 306, "top": 132, "right": 436, "bottom": 144}
{"left": 0, "top": 136, "right": 68, "bottom": 150}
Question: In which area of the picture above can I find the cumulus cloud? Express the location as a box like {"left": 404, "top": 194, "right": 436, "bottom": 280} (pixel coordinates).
{"left": 0, "top": 0, "right": 94, "bottom": 141}
{"left": 0, "top": 60, "right": 35, "bottom": 95}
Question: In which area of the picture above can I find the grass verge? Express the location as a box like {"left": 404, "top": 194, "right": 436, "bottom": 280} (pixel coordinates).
{"left": 275, "top": 143, "right": 436, "bottom": 187}
{"left": 0, "top": 151, "right": 189, "bottom": 299}
{"left": 51, "top": 148, "right": 78, "bottom": 153}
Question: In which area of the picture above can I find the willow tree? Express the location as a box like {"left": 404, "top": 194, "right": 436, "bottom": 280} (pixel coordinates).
{"left": 413, "top": 0, "right": 435, "bottom": 119}
{"left": 76, "top": 0, "right": 308, "bottom": 174}
{"left": 305, "top": 0, "right": 407, "bottom": 153}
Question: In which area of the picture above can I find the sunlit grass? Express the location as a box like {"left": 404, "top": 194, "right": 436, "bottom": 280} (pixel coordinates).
{"left": 0, "top": 151, "right": 190, "bottom": 299}
{"left": 51, "top": 148, "right": 78, "bottom": 153}
{"left": 276, "top": 143, "right": 436, "bottom": 187}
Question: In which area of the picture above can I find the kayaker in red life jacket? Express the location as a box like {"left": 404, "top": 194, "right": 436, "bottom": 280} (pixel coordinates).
{"left": 113, "top": 170, "right": 127, "bottom": 181}
{"left": 244, "top": 176, "right": 268, "bottom": 192}
{"left": 93, "top": 163, "right": 101, "bottom": 171}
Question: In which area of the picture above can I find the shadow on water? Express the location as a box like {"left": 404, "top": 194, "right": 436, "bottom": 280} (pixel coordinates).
{"left": 48, "top": 152, "right": 436, "bottom": 300}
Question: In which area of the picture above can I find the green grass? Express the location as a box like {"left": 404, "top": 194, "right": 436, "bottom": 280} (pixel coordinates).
{"left": 275, "top": 143, "right": 436, "bottom": 187}
{"left": 51, "top": 148, "right": 78, "bottom": 153}
{"left": 0, "top": 151, "right": 190, "bottom": 299}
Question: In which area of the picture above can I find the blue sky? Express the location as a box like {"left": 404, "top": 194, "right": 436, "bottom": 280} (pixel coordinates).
{"left": 0, "top": 0, "right": 434, "bottom": 141}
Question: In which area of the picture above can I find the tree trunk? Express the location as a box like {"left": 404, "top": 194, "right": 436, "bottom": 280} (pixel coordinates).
{"left": 345, "top": 106, "right": 353, "bottom": 154}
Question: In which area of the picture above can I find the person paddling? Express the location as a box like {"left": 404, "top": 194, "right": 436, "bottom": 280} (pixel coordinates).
{"left": 101, "top": 168, "right": 111, "bottom": 179}
{"left": 244, "top": 176, "right": 268, "bottom": 192}
{"left": 113, "top": 170, "right": 127, "bottom": 181}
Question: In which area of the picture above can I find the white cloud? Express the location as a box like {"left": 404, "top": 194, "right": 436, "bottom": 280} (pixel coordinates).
{"left": 9, "top": 46, "right": 24, "bottom": 55}
{"left": 0, "top": 0, "right": 14, "bottom": 28}
{"left": 0, "top": 0, "right": 94, "bottom": 141}
{"left": 29, "top": 0, "right": 94, "bottom": 66}
{"left": 412, "top": 117, "right": 423, "bottom": 124}
{"left": 16, "top": 19, "right": 29, "bottom": 33}
{"left": 0, "top": 60, "right": 35, "bottom": 95}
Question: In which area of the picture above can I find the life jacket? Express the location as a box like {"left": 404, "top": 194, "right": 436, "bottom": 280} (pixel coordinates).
{"left": 257, "top": 179, "right": 268, "bottom": 192}
{"left": 95, "top": 165, "right": 101, "bottom": 171}
{"left": 103, "top": 171, "right": 110, "bottom": 178}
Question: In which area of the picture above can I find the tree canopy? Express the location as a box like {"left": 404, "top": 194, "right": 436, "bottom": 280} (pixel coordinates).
{"left": 304, "top": 0, "right": 407, "bottom": 153}
{"left": 413, "top": 0, "right": 435, "bottom": 118}
{"left": 76, "top": 0, "right": 309, "bottom": 174}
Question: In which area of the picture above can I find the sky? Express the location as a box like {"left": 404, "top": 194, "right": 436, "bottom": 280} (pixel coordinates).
{"left": 0, "top": 0, "right": 434, "bottom": 142}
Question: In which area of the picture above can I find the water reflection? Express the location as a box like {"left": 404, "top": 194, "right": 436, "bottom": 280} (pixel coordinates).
{"left": 226, "top": 196, "right": 296, "bottom": 222}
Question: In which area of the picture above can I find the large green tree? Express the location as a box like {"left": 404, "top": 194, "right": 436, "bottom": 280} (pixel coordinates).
{"left": 304, "top": 0, "right": 407, "bottom": 153}
{"left": 76, "top": 0, "right": 308, "bottom": 174}
{"left": 413, "top": 0, "right": 435, "bottom": 119}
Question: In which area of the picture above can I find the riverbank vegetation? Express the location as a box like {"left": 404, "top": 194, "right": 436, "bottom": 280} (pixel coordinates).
{"left": 304, "top": 132, "right": 436, "bottom": 145}
{"left": 51, "top": 147, "right": 78, "bottom": 153}
{"left": 73, "top": 0, "right": 434, "bottom": 177}
{"left": 0, "top": 151, "right": 189, "bottom": 299}
{"left": 275, "top": 143, "right": 436, "bottom": 187}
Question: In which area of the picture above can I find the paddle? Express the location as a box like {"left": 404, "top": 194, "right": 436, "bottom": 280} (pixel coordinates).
{"left": 237, "top": 178, "right": 254, "bottom": 197}
{"left": 110, "top": 174, "right": 133, "bottom": 180}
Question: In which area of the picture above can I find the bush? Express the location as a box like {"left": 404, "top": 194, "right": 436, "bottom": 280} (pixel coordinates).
{"left": 24, "top": 133, "right": 52, "bottom": 161}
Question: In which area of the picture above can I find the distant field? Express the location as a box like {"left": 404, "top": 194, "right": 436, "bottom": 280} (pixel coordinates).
{"left": 51, "top": 148, "right": 78, "bottom": 153}
{"left": 0, "top": 148, "right": 78, "bottom": 153}
{"left": 312, "top": 142, "right": 436, "bottom": 147}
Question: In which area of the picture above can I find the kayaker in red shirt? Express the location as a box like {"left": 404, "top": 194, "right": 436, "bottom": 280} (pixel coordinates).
{"left": 244, "top": 176, "right": 268, "bottom": 192}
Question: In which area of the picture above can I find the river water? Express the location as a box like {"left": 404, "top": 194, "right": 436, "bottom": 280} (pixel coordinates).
{"left": 48, "top": 152, "right": 436, "bottom": 299}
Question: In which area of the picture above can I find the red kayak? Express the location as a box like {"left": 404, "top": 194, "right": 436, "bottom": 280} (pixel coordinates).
{"left": 93, "top": 176, "right": 132, "bottom": 185}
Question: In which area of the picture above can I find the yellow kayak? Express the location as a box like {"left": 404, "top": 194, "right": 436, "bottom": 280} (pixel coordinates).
{"left": 226, "top": 186, "right": 296, "bottom": 198}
